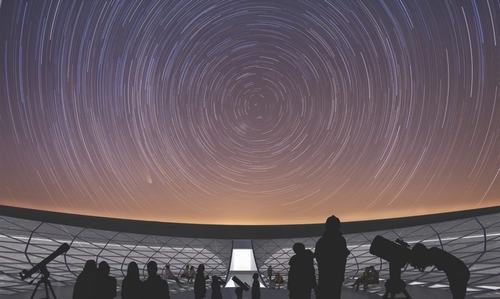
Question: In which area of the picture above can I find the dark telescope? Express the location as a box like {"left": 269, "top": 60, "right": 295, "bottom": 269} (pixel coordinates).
{"left": 370, "top": 236, "right": 412, "bottom": 299}
{"left": 20, "top": 243, "right": 70, "bottom": 280}
{"left": 232, "top": 275, "right": 250, "bottom": 291}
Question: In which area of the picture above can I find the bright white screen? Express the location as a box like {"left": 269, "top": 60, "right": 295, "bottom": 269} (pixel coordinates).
{"left": 229, "top": 249, "right": 257, "bottom": 271}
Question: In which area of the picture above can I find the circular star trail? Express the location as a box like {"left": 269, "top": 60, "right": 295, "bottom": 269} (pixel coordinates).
{"left": 0, "top": 0, "right": 499, "bottom": 224}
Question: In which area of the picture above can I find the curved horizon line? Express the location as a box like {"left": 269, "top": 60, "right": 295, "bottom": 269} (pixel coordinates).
{"left": 1, "top": 204, "right": 500, "bottom": 239}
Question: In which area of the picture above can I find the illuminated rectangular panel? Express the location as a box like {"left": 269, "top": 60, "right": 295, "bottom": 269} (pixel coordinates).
{"left": 229, "top": 249, "right": 257, "bottom": 271}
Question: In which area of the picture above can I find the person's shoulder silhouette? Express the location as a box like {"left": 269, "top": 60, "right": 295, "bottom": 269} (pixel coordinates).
{"left": 96, "top": 261, "right": 117, "bottom": 299}
{"left": 144, "top": 261, "right": 170, "bottom": 299}
{"left": 73, "top": 260, "right": 97, "bottom": 299}
{"left": 122, "top": 262, "right": 143, "bottom": 299}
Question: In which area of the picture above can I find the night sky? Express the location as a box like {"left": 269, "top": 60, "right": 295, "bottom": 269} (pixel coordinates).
{"left": 0, "top": 0, "right": 499, "bottom": 225}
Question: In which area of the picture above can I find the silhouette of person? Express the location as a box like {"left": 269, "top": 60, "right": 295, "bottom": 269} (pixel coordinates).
{"left": 235, "top": 287, "right": 243, "bottom": 299}
{"left": 267, "top": 266, "right": 273, "bottom": 285}
{"left": 144, "top": 261, "right": 170, "bottom": 299}
{"left": 96, "top": 261, "right": 117, "bottom": 299}
{"left": 188, "top": 265, "right": 196, "bottom": 284}
{"left": 73, "top": 260, "right": 97, "bottom": 299}
{"left": 314, "top": 215, "right": 350, "bottom": 299}
{"left": 288, "top": 243, "right": 317, "bottom": 299}
{"left": 164, "top": 264, "right": 182, "bottom": 286}
{"left": 122, "top": 262, "right": 143, "bottom": 299}
{"left": 251, "top": 273, "right": 260, "bottom": 299}
{"left": 352, "top": 266, "right": 378, "bottom": 291}
{"left": 411, "top": 243, "right": 470, "bottom": 299}
{"left": 274, "top": 273, "right": 284, "bottom": 289}
{"left": 182, "top": 264, "right": 190, "bottom": 278}
{"left": 194, "top": 264, "right": 207, "bottom": 299}
{"left": 210, "top": 275, "right": 224, "bottom": 299}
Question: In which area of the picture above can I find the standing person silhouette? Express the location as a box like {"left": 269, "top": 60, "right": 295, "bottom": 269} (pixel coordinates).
{"left": 314, "top": 215, "right": 350, "bottom": 299}
{"left": 288, "top": 243, "right": 317, "bottom": 299}
{"left": 266, "top": 266, "right": 273, "bottom": 285}
{"left": 164, "top": 264, "right": 182, "bottom": 286}
{"left": 251, "top": 273, "right": 260, "bottom": 299}
{"left": 188, "top": 266, "right": 196, "bottom": 284}
{"left": 235, "top": 287, "right": 243, "bottom": 299}
{"left": 122, "top": 262, "right": 143, "bottom": 299}
{"left": 144, "top": 261, "right": 170, "bottom": 299}
{"left": 210, "top": 275, "right": 224, "bottom": 299}
{"left": 194, "top": 264, "right": 207, "bottom": 299}
{"left": 411, "top": 243, "right": 470, "bottom": 299}
{"left": 73, "top": 260, "right": 97, "bottom": 299}
{"left": 96, "top": 261, "right": 117, "bottom": 299}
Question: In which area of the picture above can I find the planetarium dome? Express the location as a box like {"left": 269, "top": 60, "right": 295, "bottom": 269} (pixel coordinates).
{"left": 0, "top": 0, "right": 499, "bottom": 298}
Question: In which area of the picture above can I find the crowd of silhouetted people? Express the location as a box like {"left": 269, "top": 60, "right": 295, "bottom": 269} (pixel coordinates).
{"left": 72, "top": 215, "right": 470, "bottom": 299}
{"left": 73, "top": 260, "right": 172, "bottom": 299}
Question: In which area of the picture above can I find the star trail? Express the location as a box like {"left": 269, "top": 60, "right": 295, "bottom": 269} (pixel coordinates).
{"left": 0, "top": 0, "right": 499, "bottom": 224}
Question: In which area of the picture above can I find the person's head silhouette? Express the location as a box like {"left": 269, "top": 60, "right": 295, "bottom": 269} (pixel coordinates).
{"left": 253, "top": 273, "right": 259, "bottom": 280}
{"left": 411, "top": 242, "right": 431, "bottom": 271}
{"left": 126, "top": 261, "right": 139, "bottom": 279}
{"left": 147, "top": 261, "right": 158, "bottom": 277}
{"left": 325, "top": 215, "right": 341, "bottom": 232}
{"left": 83, "top": 260, "right": 97, "bottom": 274}
{"left": 292, "top": 242, "right": 306, "bottom": 254}
{"left": 98, "top": 261, "right": 110, "bottom": 276}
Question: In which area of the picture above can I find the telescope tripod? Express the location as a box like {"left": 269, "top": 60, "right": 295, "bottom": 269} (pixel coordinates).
{"left": 30, "top": 266, "right": 57, "bottom": 299}
{"left": 382, "top": 262, "right": 411, "bottom": 299}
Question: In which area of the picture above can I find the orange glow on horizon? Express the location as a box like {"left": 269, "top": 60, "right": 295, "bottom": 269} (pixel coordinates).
{"left": 2, "top": 198, "right": 500, "bottom": 225}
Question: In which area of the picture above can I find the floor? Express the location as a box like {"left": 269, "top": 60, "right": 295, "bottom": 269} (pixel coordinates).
{"left": 4, "top": 285, "right": 468, "bottom": 299}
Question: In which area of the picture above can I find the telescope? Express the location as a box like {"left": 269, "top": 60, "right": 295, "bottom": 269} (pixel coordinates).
{"left": 370, "top": 236, "right": 412, "bottom": 299}
{"left": 20, "top": 243, "right": 70, "bottom": 299}
{"left": 20, "top": 243, "right": 70, "bottom": 280}
{"left": 232, "top": 275, "right": 250, "bottom": 291}
{"left": 370, "top": 235, "right": 411, "bottom": 267}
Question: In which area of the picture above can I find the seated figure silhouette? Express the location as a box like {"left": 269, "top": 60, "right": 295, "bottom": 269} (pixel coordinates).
{"left": 251, "top": 273, "right": 260, "bottom": 299}
{"left": 352, "top": 266, "right": 379, "bottom": 291}
{"left": 274, "top": 273, "right": 284, "bottom": 289}
{"left": 411, "top": 243, "right": 470, "bottom": 299}
{"left": 288, "top": 243, "right": 317, "bottom": 299}
{"left": 314, "top": 215, "right": 350, "bottom": 299}
{"left": 144, "top": 261, "right": 170, "bottom": 299}
{"left": 96, "top": 261, "right": 117, "bottom": 299}
{"left": 73, "top": 260, "right": 97, "bottom": 299}
{"left": 210, "top": 275, "right": 224, "bottom": 299}
{"left": 122, "top": 262, "right": 143, "bottom": 299}
{"left": 164, "top": 264, "right": 182, "bottom": 286}
{"left": 194, "top": 264, "right": 207, "bottom": 299}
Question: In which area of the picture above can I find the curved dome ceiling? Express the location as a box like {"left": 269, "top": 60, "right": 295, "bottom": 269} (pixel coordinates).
{"left": 0, "top": 0, "right": 499, "bottom": 224}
